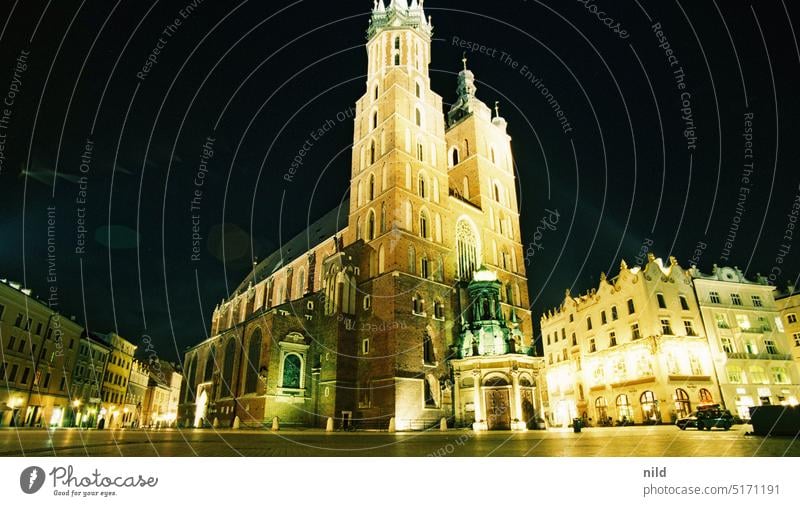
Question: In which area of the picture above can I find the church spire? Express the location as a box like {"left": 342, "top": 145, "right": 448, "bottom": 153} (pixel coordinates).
{"left": 447, "top": 55, "right": 479, "bottom": 126}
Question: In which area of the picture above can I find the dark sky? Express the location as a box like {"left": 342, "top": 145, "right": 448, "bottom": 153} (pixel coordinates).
{"left": 1, "top": 0, "right": 798, "bottom": 363}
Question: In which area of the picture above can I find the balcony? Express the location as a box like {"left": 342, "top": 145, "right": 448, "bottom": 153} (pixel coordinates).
{"left": 726, "top": 352, "right": 792, "bottom": 361}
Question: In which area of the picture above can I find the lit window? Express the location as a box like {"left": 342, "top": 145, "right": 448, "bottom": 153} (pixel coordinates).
{"left": 721, "top": 336, "right": 735, "bottom": 353}
{"left": 657, "top": 293, "right": 666, "bottom": 309}
{"left": 709, "top": 291, "right": 721, "bottom": 304}
{"left": 735, "top": 314, "right": 750, "bottom": 330}
{"left": 362, "top": 339, "right": 370, "bottom": 355}
{"left": 412, "top": 293, "right": 425, "bottom": 315}
{"left": 731, "top": 293, "right": 742, "bottom": 306}
{"left": 660, "top": 319, "right": 673, "bottom": 335}
{"left": 772, "top": 367, "right": 789, "bottom": 384}
{"left": 434, "top": 300, "right": 444, "bottom": 319}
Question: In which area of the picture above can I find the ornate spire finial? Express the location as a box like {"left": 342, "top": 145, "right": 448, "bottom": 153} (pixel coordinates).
{"left": 494, "top": 101, "right": 500, "bottom": 118}
{"left": 462, "top": 52, "right": 468, "bottom": 71}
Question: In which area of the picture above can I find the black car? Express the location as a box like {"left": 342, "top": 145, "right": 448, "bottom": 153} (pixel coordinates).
{"left": 676, "top": 408, "right": 734, "bottom": 430}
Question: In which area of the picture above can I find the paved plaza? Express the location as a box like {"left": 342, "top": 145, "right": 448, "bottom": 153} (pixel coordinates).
{"left": 0, "top": 425, "right": 798, "bottom": 457}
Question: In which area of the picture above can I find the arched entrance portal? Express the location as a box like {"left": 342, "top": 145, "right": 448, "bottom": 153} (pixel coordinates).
{"left": 483, "top": 376, "right": 510, "bottom": 430}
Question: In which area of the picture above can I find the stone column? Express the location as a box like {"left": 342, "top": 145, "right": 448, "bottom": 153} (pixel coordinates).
{"left": 472, "top": 369, "right": 487, "bottom": 431}
{"left": 510, "top": 368, "right": 524, "bottom": 431}
{"left": 453, "top": 370, "right": 462, "bottom": 425}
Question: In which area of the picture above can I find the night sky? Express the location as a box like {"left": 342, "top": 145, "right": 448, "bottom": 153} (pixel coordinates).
{"left": 1, "top": 0, "right": 798, "bottom": 363}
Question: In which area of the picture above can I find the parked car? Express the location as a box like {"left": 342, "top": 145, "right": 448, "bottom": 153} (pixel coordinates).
{"left": 676, "top": 407, "right": 734, "bottom": 430}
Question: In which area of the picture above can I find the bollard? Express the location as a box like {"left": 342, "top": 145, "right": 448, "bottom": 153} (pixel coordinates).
{"left": 326, "top": 417, "right": 334, "bottom": 432}
{"left": 212, "top": 417, "right": 219, "bottom": 428}
{"left": 271, "top": 416, "right": 280, "bottom": 431}
{"left": 388, "top": 417, "right": 396, "bottom": 433}
{"left": 440, "top": 417, "right": 448, "bottom": 431}
{"left": 232, "top": 416, "right": 240, "bottom": 430}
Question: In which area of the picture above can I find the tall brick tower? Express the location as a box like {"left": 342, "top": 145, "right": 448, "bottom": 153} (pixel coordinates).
{"left": 347, "top": 0, "right": 541, "bottom": 430}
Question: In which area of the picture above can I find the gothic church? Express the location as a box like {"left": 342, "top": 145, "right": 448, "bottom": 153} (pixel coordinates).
{"left": 180, "top": 0, "right": 545, "bottom": 431}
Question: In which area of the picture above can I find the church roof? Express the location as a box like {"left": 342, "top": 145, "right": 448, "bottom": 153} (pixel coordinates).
{"left": 229, "top": 201, "right": 349, "bottom": 298}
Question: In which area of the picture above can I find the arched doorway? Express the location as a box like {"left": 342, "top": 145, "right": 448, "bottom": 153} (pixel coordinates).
{"left": 595, "top": 397, "right": 609, "bottom": 425}
{"left": 616, "top": 394, "right": 633, "bottom": 424}
{"left": 483, "top": 376, "right": 510, "bottom": 430}
{"left": 699, "top": 388, "right": 713, "bottom": 404}
{"left": 640, "top": 391, "right": 660, "bottom": 424}
{"left": 674, "top": 388, "right": 691, "bottom": 419}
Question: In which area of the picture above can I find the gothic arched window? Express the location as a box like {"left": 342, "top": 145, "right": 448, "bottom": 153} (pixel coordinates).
{"left": 418, "top": 173, "right": 426, "bottom": 198}
{"left": 415, "top": 107, "right": 422, "bottom": 127}
{"left": 450, "top": 147, "right": 460, "bottom": 167}
{"left": 413, "top": 293, "right": 424, "bottom": 315}
{"left": 423, "top": 332, "right": 435, "bottom": 364}
{"left": 367, "top": 210, "right": 376, "bottom": 240}
{"left": 244, "top": 330, "right": 262, "bottom": 394}
{"left": 419, "top": 209, "right": 429, "bottom": 239}
{"left": 380, "top": 203, "right": 386, "bottom": 233}
{"left": 203, "top": 346, "right": 216, "bottom": 382}
{"left": 456, "top": 218, "right": 480, "bottom": 280}
{"left": 297, "top": 268, "right": 306, "bottom": 296}
{"left": 415, "top": 81, "right": 421, "bottom": 98}
{"left": 370, "top": 140, "right": 376, "bottom": 165}
{"left": 372, "top": 111, "right": 378, "bottom": 130}
{"left": 368, "top": 173, "right": 375, "bottom": 201}
{"left": 221, "top": 338, "right": 236, "bottom": 398}
{"left": 420, "top": 255, "right": 429, "bottom": 279}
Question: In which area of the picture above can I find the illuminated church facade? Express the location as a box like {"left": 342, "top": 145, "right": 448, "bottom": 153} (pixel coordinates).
{"left": 179, "top": 0, "right": 544, "bottom": 431}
